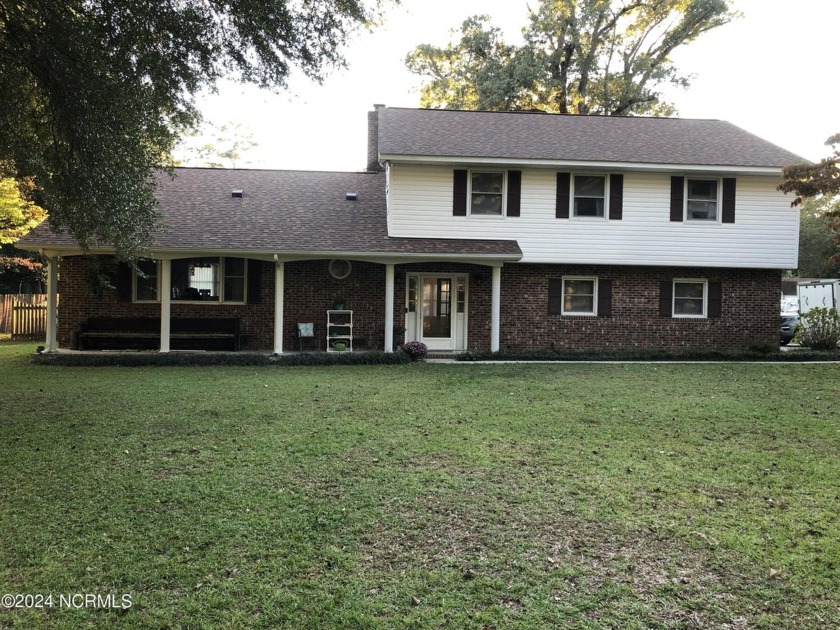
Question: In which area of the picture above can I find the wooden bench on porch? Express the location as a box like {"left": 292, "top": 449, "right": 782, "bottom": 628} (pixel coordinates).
{"left": 78, "top": 317, "right": 242, "bottom": 351}
{"left": 171, "top": 318, "right": 241, "bottom": 351}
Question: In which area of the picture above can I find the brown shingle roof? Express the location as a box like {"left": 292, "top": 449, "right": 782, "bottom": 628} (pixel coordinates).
{"left": 20, "top": 168, "right": 521, "bottom": 258}
{"left": 378, "top": 108, "right": 805, "bottom": 168}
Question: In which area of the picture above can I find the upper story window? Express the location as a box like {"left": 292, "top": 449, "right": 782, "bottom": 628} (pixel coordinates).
{"left": 671, "top": 176, "right": 735, "bottom": 224}
{"left": 470, "top": 171, "right": 505, "bottom": 215}
{"left": 556, "top": 173, "right": 622, "bottom": 220}
{"left": 453, "top": 169, "right": 520, "bottom": 217}
{"left": 573, "top": 175, "right": 606, "bottom": 217}
{"left": 686, "top": 179, "right": 719, "bottom": 221}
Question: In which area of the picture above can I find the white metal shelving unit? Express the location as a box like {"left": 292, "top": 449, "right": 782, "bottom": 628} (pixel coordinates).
{"left": 326, "top": 310, "right": 353, "bottom": 352}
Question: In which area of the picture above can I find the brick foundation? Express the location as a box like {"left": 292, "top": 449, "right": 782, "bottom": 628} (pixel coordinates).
{"left": 56, "top": 256, "right": 779, "bottom": 352}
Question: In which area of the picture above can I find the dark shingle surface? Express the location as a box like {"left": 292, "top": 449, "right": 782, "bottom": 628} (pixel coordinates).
{"left": 20, "top": 168, "right": 521, "bottom": 257}
{"left": 378, "top": 108, "right": 805, "bottom": 168}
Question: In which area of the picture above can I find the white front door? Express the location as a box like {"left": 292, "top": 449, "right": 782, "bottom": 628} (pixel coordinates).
{"left": 405, "top": 274, "right": 468, "bottom": 351}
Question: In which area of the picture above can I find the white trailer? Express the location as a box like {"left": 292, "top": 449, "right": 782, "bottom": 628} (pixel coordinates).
{"left": 797, "top": 280, "right": 839, "bottom": 312}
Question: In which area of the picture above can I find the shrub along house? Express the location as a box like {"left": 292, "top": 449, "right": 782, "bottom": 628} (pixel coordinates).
{"left": 20, "top": 106, "right": 801, "bottom": 353}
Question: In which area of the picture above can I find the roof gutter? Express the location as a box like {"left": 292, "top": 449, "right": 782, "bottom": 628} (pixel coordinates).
{"left": 379, "top": 154, "right": 785, "bottom": 176}
{"left": 17, "top": 245, "right": 523, "bottom": 264}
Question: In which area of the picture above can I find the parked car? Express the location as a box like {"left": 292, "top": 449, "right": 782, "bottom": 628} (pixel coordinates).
{"left": 780, "top": 297, "right": 799, "bottom": 345}
{"left": 780, "top": 313, "right": 800, "bottom": 345}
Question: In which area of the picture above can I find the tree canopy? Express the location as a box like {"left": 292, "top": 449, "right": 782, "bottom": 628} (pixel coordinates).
{"left": 0, "top": 0, "right": 387, "bottom": 258}
{"left": 0, "top": 177, "right": 46, "bottom": 293}
{"left": 0, "top": 178, "right": 46, "bottom": 245}
{"left": 779, "top": 133, "right": 840, "bottom": 205}
{"left": 795, "top": 197, "right": 840, "bottom": 278}
{"left": 780, "top": 134, "right": 840, "bottom": 265}
{"left": 178, "top": 122, "right": 260, "bottom": 169}
{"left": 406, "top": 0, "right": 736, "bottom": 116}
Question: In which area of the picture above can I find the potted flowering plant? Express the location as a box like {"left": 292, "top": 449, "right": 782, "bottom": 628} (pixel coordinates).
{"left": 401, "top": 341, "right": 428, "bottom": 362}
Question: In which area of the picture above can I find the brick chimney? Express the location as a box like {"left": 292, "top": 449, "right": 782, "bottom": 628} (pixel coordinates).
{"left": 367, "top": 104, "right": 386, "bottom": 172}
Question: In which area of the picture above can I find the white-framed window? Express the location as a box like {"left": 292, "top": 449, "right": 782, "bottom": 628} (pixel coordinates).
{"left": 685, "top": 179, "right": 720, "bottom": 221}
{"left": 169, "top": 257, "right": 247, "bottom": 304}
{"left": 133, "top": 259, "right": 160, "bottom": 302}
{"left": 562, "top": 277, "right": 598, "bottom": 315}
{"left": 573, "top": 174, "right": 607, "bottom": 218}
{"left": 469, "top": 170, "right": 506, "bottom": 216}
{"left": 673, "top": 279, "right": 707, "bottom": 318}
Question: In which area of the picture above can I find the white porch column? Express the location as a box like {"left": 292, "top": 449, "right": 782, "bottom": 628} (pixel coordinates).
{"left": 273, "top": 260, "right": 285, "bottom": 354}
{"left": 45, "top": 256, "right": 59, "bottom": 352}
{"left": 159, "top": 259, "right": 171, "bottom": 353}
{"left": 384, "top": 263, "right": 395, "bottom": 352}
{"left": 490, "top": 265, "right": 502, "bottom": 353}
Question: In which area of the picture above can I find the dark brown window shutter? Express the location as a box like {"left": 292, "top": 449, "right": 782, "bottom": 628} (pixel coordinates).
{"left": 722, "top": 178, "right": 736, "bottom": 223}
{"left": 609, "top": 175, "right": 624, "bottom": 220}
{"left": 598, "top": 279, "right": 613, "bottom": 317}
{"left": 247, "top": 259, "right": 263, "bottom": 304}
{"left": 708, "top": 281, "right": 722, "bottom": 318}
{"left": 548, "top": 279, "right": 563, "bottom": 315}
{"left": 116, "top": 261, "right": 132, "bottom": 301}
{"left": 659, "top": 280, "right": 673, "bottom": 317}
{"left": 670, "top": 176, "right": 684, "bottom": 222}
{"left": 453, "top": 170, "right": 468, "bottom": 216}
{"left": 556, "top": 173, "right": 570, "bottom": 219}
{"left": 507, "top": 170, "right": 521, "bottom": 217}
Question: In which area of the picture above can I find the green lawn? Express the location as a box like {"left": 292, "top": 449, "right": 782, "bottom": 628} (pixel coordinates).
{"left": 1, "top": 342, "right": 838, "bottom": 629}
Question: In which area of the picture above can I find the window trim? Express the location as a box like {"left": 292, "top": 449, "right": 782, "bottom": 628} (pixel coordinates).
{"left": 167, "top": 257, "right": 248, "bottom": 305}
{"left": 561, "top": 276, "right": 599, "bottom": 316}
{"left": 467, "top": 169, "right": 507, "bottom": 217}
{"left": 571, "top": 173, "right": 609, "bottom": 220}
{"left": 672, "top": 278, "right": 708, "bottom": 319}
{"left": 684, "top": 178, "right": 722, "bottom": 223}
{"left": 132, "top": 259, "right": 160, "bottom": 303}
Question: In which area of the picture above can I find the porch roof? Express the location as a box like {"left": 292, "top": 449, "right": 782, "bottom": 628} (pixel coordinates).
{"left": 20, "top": 168, "right": 522, "bottom": 260}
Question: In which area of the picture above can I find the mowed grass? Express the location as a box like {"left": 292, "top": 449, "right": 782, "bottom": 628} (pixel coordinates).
{"left": 0, "top": 343, "right": 838, "bottom": 629}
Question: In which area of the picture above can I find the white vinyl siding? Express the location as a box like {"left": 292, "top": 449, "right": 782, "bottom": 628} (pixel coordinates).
{"left": 386, "top": 164, "right": 798, "bottom": 268}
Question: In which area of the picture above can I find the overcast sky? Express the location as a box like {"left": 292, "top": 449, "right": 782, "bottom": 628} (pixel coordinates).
{"left": 185, "top": 0, "right": 838, "bottom": 171}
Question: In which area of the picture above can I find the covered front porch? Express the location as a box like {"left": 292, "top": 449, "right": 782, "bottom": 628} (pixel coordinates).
{"left": 40, "top": 252, "right": 518, "bottom": 355}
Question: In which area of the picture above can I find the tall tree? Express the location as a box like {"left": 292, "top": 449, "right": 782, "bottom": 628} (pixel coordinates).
{"left": 406, "top": 0, "right": 736, "bottom": 115}
{"left": 779, "top": 133, "right": 840, "bottom": 264}
{"left": 178, "top": 122, "right": 260, "bottom": 169}
{"left": 0, "top": 178, "right": 46, "bottom": 244}
{"left": 0, "top": 177, "right": 46, "bottom": 293}
{"left": 0, "top": 0, "right": 389, "bottom": 258}
{"left": 796, "top": 197, "right": 840, "bottom": 278}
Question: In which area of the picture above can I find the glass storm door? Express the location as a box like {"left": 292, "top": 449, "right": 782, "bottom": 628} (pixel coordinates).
{"left": 422, "top": 277, "right": 452, "bottom": 349}
{"left": 405, "top": 274, "right": 468, "bottom": 351}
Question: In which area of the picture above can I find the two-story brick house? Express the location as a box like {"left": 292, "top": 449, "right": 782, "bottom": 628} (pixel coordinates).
{"left": 21, "top": 105, "right": 802, "bottom": 353}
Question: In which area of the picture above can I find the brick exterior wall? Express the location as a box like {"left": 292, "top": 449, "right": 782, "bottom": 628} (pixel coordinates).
{"left": 283, "top": 260, "right": 385, "bottom": 351}
{"left": 56, "top": 256, "right": 780, "bottom": 352}
{"left": 500, "top": 264, "right": 780, "bottom": 350}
